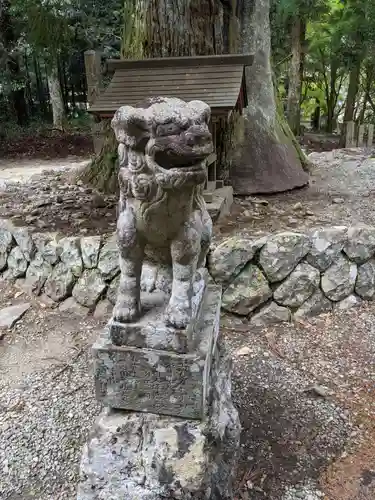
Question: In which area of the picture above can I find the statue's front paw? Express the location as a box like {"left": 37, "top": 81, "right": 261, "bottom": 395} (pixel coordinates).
{"left": 113, "top": 298, "right": 140, "bottom": 323}
{"left": 165, "top": 301, "right": 191, "bottom": 329}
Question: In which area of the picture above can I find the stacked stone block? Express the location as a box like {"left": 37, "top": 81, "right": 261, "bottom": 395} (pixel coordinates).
{"left": 3, "top": 220, "right": 375, "bottom": 326}
{"left": 208, "top": 226, "right": 375, "bottom": 325}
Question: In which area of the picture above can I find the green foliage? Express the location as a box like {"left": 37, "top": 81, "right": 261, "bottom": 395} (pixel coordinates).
{"left": 271, "top": 0, "right": 329, "bottom": 67}
{"left": 10, "top": 0, "right": 123, "bottom": 63}
{"left": 66, "top": 110, "right": 92, "bottom": 132}
{"left": 0, "top": 0, "right": 124, "bottom": 130}
{"left": 272, "top": 0, "right": 375, "bottom": 130}
{"left": 71, "top": 0, "right": 123, "bottom": 55}
{"left": 303, "top": 0, "right": 346, "bottom": 112}
{"left": 2, "top": 0, "right": 375, "bottom": 137}
{"left": 27, "top": 3, "right": 70, "bottom": 54}
{"left": 276, "top": 0, "right": 329, "bottom": 20}
{"left": 0, "top": 115, "right": 49, "bottom": 139}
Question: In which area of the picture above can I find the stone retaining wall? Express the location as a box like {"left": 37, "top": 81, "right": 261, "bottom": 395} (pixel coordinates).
{"left": 0, "top": 220, "right": 119, "bottom": 317}
{"left": 208, "top": 227, "right": 375, "bottom": 325}
{"left": 2, "top": 219, "right": 375, "bottom": 324}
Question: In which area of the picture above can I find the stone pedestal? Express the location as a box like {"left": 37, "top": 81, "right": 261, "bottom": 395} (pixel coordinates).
{"left": 77, "top": 344, "right": 241, "bottom": 500}
{"left": 109, "top": 270, "right": 208, "bottom": 353}
{"left": 93, "top": 283, "right": 221, "bottom": 419}
{"left": 78, "top": 278, "right": 241, "bottom": 499}
{"left": 77, "top": 96, "right": 240, "bottom": 499}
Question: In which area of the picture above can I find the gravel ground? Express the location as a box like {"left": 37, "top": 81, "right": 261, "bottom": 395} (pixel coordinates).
{"left": 0, "top": 354, "right": 99, "bottom": 500}
{"left": 224, "top": 302, "right": 375, "bottom": 499}
{"left": 214, "top": 148, "right": 375, "bottom": 243}
{"left": 0, "top": 279, "right": 102, "bottom": 500}
{"left": 0, "top": 159, "right": 117, "bottom": 237}
{"left": 1, "top": 149, "right": 375, "bottom": 499}
{"left": 1, "top": 276, "right": 375, "bottom": 499}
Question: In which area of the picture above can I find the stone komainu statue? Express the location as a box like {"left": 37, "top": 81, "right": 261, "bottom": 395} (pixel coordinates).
{"left": 111, "top": 97, "right": 214, "bottom": 329}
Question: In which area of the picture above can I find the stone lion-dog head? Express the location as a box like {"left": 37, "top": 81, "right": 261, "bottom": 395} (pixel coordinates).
{"left": 111, "top": 97, "right": 213, "bottom": 197}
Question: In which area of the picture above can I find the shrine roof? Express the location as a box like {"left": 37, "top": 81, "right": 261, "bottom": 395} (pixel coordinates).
{"left": 89, "top": 54, "right": 253, "bottom": 117}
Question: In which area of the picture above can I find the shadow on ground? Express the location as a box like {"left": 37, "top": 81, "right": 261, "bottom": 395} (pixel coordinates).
{"left": 225, "top": 327, "right": 354, "bottom": 500}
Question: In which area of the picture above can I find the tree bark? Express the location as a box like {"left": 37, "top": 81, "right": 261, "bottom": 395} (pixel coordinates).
{"left": 311, "top": 99, "right": 321, "bottom": 131}
{"left": 286, "top": 17, "right": 304, "bottom": 136}
{"left": 230, "top": 0, "right": 309, "bottom": 195}
{"left": 82, "top": 0, "right": 230, "bottom": 192}
{"left": 0, "top": 0, "right": 29, "bottom": 126}
{"left": 47, "top": 61, "right": 65, "bottom": 131}
{"left": 358, "top": 62, "right": 373, "bottom": 125}
{"left": 8, "top": 59, "right": 29, "bottom": 126}
{"left": 358, "top": 93, "right": 368, "bottom": 125}
{"left": 33, "top": 55, "right": 47, "bottom": 118}
{"left": 339, "top": 58, "right": 362, "bottom": 147}
{"left": 142, "top": 0, "right": 219, "bottom": 57}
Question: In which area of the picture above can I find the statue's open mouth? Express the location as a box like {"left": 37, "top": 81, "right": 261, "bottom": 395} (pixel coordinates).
{"left": 145, "top": 125, "right": 213, "bottom": 173}
{"left": 153, "top": 149, "right": 212, "bottom": 171}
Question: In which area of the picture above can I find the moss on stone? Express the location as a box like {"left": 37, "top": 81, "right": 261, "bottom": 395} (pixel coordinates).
{"left": 275, "top": 91, "right": 312, "bottom": 173}
{"left": 276, "top": 109, "right": 312, "bottom": 173}
{"left": 79, "top": 120, "right": 118, "bottom": 193}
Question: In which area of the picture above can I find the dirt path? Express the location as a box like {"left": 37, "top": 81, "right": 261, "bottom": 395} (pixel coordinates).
{"left": 1, "top": 147, "right": 374, "bottom": 239}
{"left": 0, "top": 158, "right": 90, "bottom": 186}
{"left": 0, "top": 157, "right": 116, "bottom": 236}
{"left": 0, "top": 285, "right": 98, "bottom": 388}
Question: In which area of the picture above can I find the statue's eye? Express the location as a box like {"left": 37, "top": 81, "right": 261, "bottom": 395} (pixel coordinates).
{"left": 157, "top": 123, "right": 180, "bottom": 136}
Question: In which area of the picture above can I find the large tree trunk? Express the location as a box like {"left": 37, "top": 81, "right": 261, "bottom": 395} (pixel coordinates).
{"left": 82, "top": 0, "right": 233, "bottom": 192}
{"left": 311, "top": 99, "right": 321, "bottom": 131}
{"left": 358, "top": 93, "right": 369, "bottom": 125}
{"left": 286, "top": 17, "right": 305, "bottom": 136}
{"left": 33, "top": 56, "right": 47, "bottom": 118}
{"left": 339, "top": 58, "right": 362, "bottom": 147}
{"left": 361, "top": 62, "right": 374, "bottom": 123}
{"left": 47, "top": 61, "right": 65, "bottom": 131}
{"left": 0, "top": 0, "right": 29, "bottom": 126}
{"left": 140, "top": 0, "right": 220, "bottom": 57}
{"left": 326, "top": 73, "right": 336, "bottom": 133}
{"left": 230, "top": 0, "right": 309, "bottom": 195}
{"left": 8, "top": 57, "right": 29, "bottom": 126}
{"left": 358, "top": 63, "right": 373, "bottom": 125}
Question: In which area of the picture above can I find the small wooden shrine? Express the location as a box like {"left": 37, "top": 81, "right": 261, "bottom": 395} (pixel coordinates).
{"left": 88, "top": 53, "right": 253, "bottom": 191}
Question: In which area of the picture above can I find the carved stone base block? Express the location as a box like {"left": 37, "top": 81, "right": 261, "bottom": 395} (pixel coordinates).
{"left": 77, "top": 345, "right": 241, "bottom": 500}
{"left": 110, "top": 270, "right": 208, "bottom": 353}
{"left": 93, "top": 284, "right": 221, "bottom": 419}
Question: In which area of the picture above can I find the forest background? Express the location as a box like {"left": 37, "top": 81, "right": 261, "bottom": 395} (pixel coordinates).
{"left": 1, "top": 0, "right": 374, "bottom": 163}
